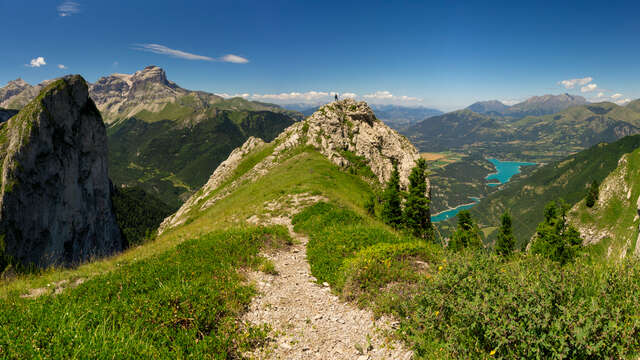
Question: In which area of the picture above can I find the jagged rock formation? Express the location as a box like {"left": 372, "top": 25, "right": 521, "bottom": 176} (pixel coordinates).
{"left": 0, "top": 66, "right": 301, "bottom": 124}
{"left": 89, "top": 65, "right": 300, "bottom": 124}
{"left": 160, "top": 99, "right": 426, "bottom": 233}
{"left": 0, "top": 78, "right": 48, "bottom": 109}
{"left": 0, "top": 75, "right": 123, "bottom": 267}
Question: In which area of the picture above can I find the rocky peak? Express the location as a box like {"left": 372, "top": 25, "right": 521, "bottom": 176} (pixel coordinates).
{"left": 0, "top": 75, "right": 123, "bottom": 268}
{"left": 130, "top": 65, "right": 170, "bottom": 87}
{"left": 299, "top": 99, "right": 422, "bottom": 188}
{"left": 160, "top": 99, "right": 426, "bottom": 233}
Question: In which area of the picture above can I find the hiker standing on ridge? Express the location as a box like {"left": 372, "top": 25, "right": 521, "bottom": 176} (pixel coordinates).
{"left": 334, "top": 93, "right": 338, "bottom": 101}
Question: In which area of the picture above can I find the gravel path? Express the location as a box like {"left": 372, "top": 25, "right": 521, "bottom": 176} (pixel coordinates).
{"left": 243, "top": 195, "right": 412, "bottom": 359}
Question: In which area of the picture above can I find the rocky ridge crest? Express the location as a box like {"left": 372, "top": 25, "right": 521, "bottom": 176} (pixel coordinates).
{"left": 160, "top": 99, "right": 425, "bottom": 233}
{"left": 0, "top": 75, "right": 123, "bottom": 267}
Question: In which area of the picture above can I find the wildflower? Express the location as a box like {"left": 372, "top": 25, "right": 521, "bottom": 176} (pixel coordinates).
{"left": 438, "top": 265, "right": 443, "bottom": 271}
{"left": 490, "top": 349, "right": 497, "bottom": 356}
{"left": 435, "top": 310, "right": 439, "bottom": 316}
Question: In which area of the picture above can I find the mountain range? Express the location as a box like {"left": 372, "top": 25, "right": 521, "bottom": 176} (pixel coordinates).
{"left": 467, "top": 93, "right": 587, "bottom": 118}
{"left": 406, "top": 98, "right": 640, "bottom": 161}
{"left": 0, "top": 66, "right": 301, "bottom": 209}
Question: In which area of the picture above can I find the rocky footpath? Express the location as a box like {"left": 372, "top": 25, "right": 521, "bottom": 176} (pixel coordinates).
{"left": 160, "top": 99, "right": 426, "bottom": 233}
{"left": 243, "top": 194, "right": 412, "bottom": 360}
{"left": 0, "top": 75, "right": 123, "bottom": 268}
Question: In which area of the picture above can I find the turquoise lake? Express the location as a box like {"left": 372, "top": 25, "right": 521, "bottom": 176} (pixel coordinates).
{"left": 431, "top": 158, "right": 537, "bottom": 223}
{"left": 486, "top": 158, "right": 537, "bottom": 186}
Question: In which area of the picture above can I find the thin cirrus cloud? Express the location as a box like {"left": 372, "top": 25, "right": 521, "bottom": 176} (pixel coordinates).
{"left": 26, "top": 57, "right": 46, "bottom": 67}
{"left": 133, "top": 44, "right": 249, "bottom": 63}
{"left": 57, "top": 1, "right": 80, "bottom": 17}
{"left": 58, "top": 64, "right": 68, "bottom": 69}
{"left": 558, "top": 77, "right": 593, "bottom": 89}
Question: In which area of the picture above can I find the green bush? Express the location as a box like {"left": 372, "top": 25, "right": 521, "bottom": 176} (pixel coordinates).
{"left": 293, "top": 202, "right": 408, "bottom": 286}
{"left": 400, "top": 253, "right": 640, "bottom": 359}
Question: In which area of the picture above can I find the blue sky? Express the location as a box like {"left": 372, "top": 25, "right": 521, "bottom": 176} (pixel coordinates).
{"left": 1, "top": 0, "right": 639, "bottom": 110}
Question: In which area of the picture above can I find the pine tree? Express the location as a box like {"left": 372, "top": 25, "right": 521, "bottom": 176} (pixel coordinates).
{"left": 403, "top": 158, "right": 433, "bottom": 239}
{"left": 530, "top": 200, "right": 582, "bottom": 264}
{"left": 495, "top": 211, "right": 515, "bottom": 256}
{"left": 585, "top": 180, "right": 599, "bottom": 208}
{"left": 449, "top": 210, "right": 482, "bottom": 251}
{"left": 381, "top": 164, "right": 403, "bottom": 227}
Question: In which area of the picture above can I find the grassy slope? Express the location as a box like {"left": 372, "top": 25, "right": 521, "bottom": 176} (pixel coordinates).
{"left": 472, "top": 135, "right": 640, "bottom": 248}
{"left": 2, "top": 144, "right": 640, "bottom": 358}
{"left": 107, "top": 110, "right": 295, "bottom": 210}
{"left": 570, "top": 147, "right": 640, "bottom": 259}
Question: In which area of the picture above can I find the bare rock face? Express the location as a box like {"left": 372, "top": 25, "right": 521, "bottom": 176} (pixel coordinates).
{"left": 0, "top": 79, "right": 46, "bottom": 110}
{"left": 300, "top": 99, "right": 422, "bottom": 188}
{"left": 0, "top": 75, "right": 123, "bottom": 267}
{"left": 160, "top": 99, "right": 427, "bottom": 233}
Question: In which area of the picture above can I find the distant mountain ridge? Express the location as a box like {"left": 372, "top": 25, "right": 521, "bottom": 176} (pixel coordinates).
{"left": 407, "top": 97, "right": 640, "bottom": 161}
{"left": 467, "top": 93, "right": 587, "bottom": 118}
{"left": 0, "top": 66, "right": 301, "bottom": 209}
{"left": 0, "top": 66, "right": 302, "bottom": 124}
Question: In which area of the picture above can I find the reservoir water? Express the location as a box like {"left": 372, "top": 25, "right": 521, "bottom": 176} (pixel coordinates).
{"left": 486, "top": 158, "right": 537, "bottom": 186}
{"left": 431, "top": 158, "right": 537, "bottom": 223}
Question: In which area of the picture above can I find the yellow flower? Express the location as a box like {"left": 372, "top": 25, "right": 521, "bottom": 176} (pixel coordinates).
{"left": 438, "top": 265, "right": 443, "bottom": 271}
{"left": 434, "top": 311, "right": 439, "bottom": 316}
{"left": 490, "top": 349, "right": 497, "bottom": 356}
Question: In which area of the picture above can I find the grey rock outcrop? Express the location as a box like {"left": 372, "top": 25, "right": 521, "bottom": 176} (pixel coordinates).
{"left": 0, "top": 79, "right": 47, "bottom": 109}
{"left": 0, "top": 75, "right": 123, "bottom": 267}
{"left": 160, "top": 99, "right": 427, "bottom": 233}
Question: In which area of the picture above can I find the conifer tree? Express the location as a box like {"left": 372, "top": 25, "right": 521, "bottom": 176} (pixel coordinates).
{"left": 381, "top": 164, "right": 403, "bottom": 227}
{"left": 403, "top": 158, "right": 433, "bottom": 239}
{"left": 495, "top": 211, "right": 515, "bottom": 256}
{"left": 530, "top": 200, "right": 582, "bottom": 264}
{"left": 449, "top": 210, "right": 482, "bottom": 251}
{"left": 585, "top": 180, "right": 599, "bottom": 208}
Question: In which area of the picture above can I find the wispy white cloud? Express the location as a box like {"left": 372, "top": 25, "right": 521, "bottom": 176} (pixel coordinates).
{"left": 58, "top": 64, "right": 67, "bottom": 69}
{"left": 341, "top": 92, "right": 357, "bottom": 99}
{"left": 580, "top": 83, "right": 598, "bottom": 93}
{"left": 251, "top": 91, "right": 331, "bottom": 103}
{"left": 133, "top": 44, "right": 249, "bottom": 63}
{"left": 58, "top": 1, "right": 80, "bottom": 17}
{"left": 611, "top": 93, "right": 623, "bottom": 99}
{"left": 596, "top": 92, "right": 605, "bottom": 98}
{"left": 26, "top": 57, "right": 46, "bottom": 68}
{"left": 134, "top": 44, "right": 214, "bottom": 61}
{"left": 219, "top": 54, "right": 249, "bottom": 64}
{"left": 615, "top": 98, "right": 631, "bottom": 105}
{"left": 215, "top": 93, "right": 250, "bottom": 99}
{"left": 363, "top": 90, "right": 420, "bottom": 102}
{"left": 559, "top": 77, "right": 593, "bottom": 89}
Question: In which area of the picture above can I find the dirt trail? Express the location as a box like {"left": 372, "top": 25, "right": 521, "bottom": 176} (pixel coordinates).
{"left": 243, "top": 194, "right": 412, "bottom": 360}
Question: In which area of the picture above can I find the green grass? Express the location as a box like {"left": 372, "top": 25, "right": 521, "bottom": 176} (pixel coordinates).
{"left": 0, "top": 226, "right": 291, "bottom": 358}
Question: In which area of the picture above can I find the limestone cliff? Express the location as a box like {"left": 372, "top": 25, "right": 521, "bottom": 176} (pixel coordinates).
{"left": 0, "top": 75, "right": 123, "bottom": 267}
{"left": 160, "top": 99, "right": 427, "bottom": 233}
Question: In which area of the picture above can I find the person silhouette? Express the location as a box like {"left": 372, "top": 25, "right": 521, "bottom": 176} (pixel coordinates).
{"left": 334, "top": 94, "right": 338, "bottom": 101}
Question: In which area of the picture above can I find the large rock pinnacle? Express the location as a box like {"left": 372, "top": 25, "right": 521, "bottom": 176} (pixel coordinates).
{"left": 0, "top": 75, "right": 123, "bottom": 268}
